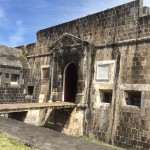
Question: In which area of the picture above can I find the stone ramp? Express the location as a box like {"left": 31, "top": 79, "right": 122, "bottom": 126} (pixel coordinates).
{"left": 0, "top": 117, "right": 118, "bottom": 150}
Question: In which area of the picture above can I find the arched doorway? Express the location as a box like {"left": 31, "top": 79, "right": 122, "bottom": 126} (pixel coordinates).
{"left": 63, "top": 63, "right": 77, "bottom": 103}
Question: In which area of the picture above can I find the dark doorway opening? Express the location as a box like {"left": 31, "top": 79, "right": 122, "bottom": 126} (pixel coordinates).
{"left": 64, "top": 63, "right": 77, "bottom": 103}
{"left": 8, "top": 111, "right": 27, "bottom": 122}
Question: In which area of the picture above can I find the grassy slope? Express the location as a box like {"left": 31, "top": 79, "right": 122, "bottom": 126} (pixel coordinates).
{"left": 81, "top": 136, "right": 124, "bottom": 150}
{"left": 0, "top": 134, "right": 32, "bottom": 150}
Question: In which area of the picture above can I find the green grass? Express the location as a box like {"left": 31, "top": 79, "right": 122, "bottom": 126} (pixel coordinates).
{"left": 0, "top": 134, "right": 32, "bottom": 150}
{"left": 81, "top": 136, "right": 124, "bottom": 150}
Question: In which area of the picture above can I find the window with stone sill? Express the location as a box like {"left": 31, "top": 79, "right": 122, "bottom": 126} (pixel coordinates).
{"left": 11, "top": 74, "right": 19, "bottom": 85}
{"left": 41, "top": 66, "right": 50, "bottom": 80}
{"left": 125, "top": 91, "right": 141, "bottom": 107}
{"left": 100, "top": 90, "right": 112, "bottom": 104}
{"left": 96, "top": 64, "right": 110, "bottom": 81}
{"left": 27, "top": 86, "right": 34, "bottom": 96}
{"left": 5, "top": 73, "right": 9, "bottom": 78}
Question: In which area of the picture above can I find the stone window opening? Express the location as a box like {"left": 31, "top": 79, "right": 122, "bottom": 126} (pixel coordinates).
{"left": 41, "top": 66, "right": 50, "bottom": 80}
{"left": 100, "top": 90, "right": 112, "bottom": 103}
{"left": 125, "top": 91, "right": 141, "bottom": 107}
{"left": 27, "top": 86, "right": 34, "bottom": 95}
{"left": 5, "top": 73, "right": 9, "bottom": 78}
{"left": 11, "top": 74, "right": 19, "bottom": 85}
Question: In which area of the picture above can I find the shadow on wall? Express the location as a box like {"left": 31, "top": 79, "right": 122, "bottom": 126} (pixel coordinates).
{"left": 43, "top": 108, "right": 73, "bottom": 132}
{"left": 8, "top": 111, "right": 28, "bottom": 122}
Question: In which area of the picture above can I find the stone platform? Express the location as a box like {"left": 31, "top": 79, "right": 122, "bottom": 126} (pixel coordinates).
{"left": 0, "top": 102, "right": 77, "bottom": 113}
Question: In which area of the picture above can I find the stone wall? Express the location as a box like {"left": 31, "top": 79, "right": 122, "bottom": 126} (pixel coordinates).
{"left": 84, "top": 46, "right": 116, "bottom": 142}
{"left": 0, "top": 45, "right": 31, "bottom": 104}
{"left": 0, "top": 66, "right": 30, "bottom": 103}
{"left": 26, "top": 55, "right": 51, "bottom": 103}
{"left": 16, "top": 0, "right": 150, "bottom": 149}
{"left": 85, "top": 41, "right": 150, "bottom": 148}
{"left": 44, "top": 107, "right": 84, "bottom": 136}
{"left": 18, "top": 0, "right": 143, "bottom": 104}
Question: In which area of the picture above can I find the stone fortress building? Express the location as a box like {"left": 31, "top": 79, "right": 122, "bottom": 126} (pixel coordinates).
{"left": 1, "top": 0, "right": 150, "bottom": 149}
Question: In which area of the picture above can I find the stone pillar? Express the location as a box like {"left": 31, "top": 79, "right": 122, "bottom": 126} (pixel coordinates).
{"left": 136, "top": 0, "right": 143, "bottom": 17}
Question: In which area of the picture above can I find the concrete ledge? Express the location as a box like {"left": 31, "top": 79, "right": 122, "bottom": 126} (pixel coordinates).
{"left": 0, "top": 102, "right": 77, "bottom": 113}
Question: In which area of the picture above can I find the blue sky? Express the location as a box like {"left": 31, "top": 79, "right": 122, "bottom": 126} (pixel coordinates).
{"left": 0, "top": 0, "right": 149, "bottom": 47}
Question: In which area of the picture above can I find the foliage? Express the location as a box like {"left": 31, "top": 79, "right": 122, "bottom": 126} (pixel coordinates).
{"left": 22, "top": 49, "right": 29, "bottom": 58}
{"left": 0, "top": 134, "right": 32, "bottom": 150}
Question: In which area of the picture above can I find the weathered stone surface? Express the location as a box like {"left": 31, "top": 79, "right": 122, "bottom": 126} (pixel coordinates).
{"left": 0, "top": 45, "right": 30, "bottom": 104}
{"left": 1, "top": 0, "right": 150, "bottom": 149}
{"left": 0, "top": 116, "right": 118, "bottom": 150}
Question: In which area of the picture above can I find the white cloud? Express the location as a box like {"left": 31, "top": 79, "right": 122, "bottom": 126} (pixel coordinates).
{"left": 8, "top": 20, "right": 25, "bottom": 46}
{"left": 0, "top": 7, "right": 7, "bottom": 26}
{"left": 144, "top": 0, "right": 150, "bottom": 6}
{"left": 0, "top": 8, "right": 4, "bottom": 18}
{"left": 1, "top": 0, "right": 150, "bottom": 47}
{"left": 0, "top": 20, "right": 25, "bottom": 47}
{"left": 23, "top": 0, "right": 49, "bottom": 10}
{"left": 0, "top": 2, "right": 27, "bottom": 47}
{"left": 69, "top": 0, "right": 150, "bottom": 20}
{"left": 77, "top": 0, "right": 132, "bottom": 16}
